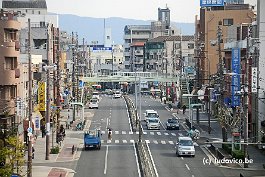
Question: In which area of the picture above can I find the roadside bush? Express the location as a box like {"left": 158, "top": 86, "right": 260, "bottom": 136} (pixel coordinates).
{"left": 222, "top": 144, "right": 232, "bottom": 154}
{"left": 232, "top": 150, "right": 244, "bottom": 160}
{"left": 50, "top": 146, "right": 60, "bottom": 154}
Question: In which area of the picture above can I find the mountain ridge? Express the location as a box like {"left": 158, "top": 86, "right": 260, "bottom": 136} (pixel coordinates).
{"left": 54, "top": 13, "right": 195, "bottom": 44}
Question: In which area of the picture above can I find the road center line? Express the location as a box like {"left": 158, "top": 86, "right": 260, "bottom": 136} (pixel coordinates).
{"left": 185, "top": 164, "right": 190, "bottom": 171}
{"left": 106, "top": 118, "right": 109, "bottom": 130}
{"left": 104, "top": 145, "right": 109, "bottom": 175}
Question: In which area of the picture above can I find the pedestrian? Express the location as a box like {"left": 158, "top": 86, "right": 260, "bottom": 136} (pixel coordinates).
{"left": 182, "top": 104, "right": 187, "bottom": 114}
{"left": 176, "top": 101, "right": 181, "bottom": 114}
{"left": 32, "top": 145, "right": 35, "bottom": 159}
{"left": 41, "top": 124, "right": 45, "bottom": 138}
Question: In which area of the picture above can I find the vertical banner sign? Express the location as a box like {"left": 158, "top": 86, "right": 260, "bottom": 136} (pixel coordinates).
{"left": 231, "top": 48, "right": 241, "bottom": 107}
{"left": 35, "top": 116, "right": 40, "bottom": 130}
{"left": 38, "top": 82, "right": 46, "bottom": 111}
{"left": 251, "top": 67, "right": 258, "bottom": 92}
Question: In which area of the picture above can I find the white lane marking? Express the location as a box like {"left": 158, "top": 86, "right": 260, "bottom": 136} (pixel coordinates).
{"left": 193, "top": 142, "right": 199, "bottom": 146}
{"left": 145, "top": 140, "right": 150, "bottom": 144}
{"left": 161, "top": 141, "right": 166, "bottom": 144}
{"left": 129, "top": 131, "right": 133, "bottom": 135}
{"left": 115, "top": 140, "right": 119, "bottom": 144}
{"left": 143, "top": 132, "right": 147, "bottom": 135}
{"left": 122, "top": 131, "right": 126, "bottom": 134}
{"left": 181, "top": 157, "right": 184, "bottom": 160}
{"left": 133, "top": 139, "right": 141, "bottom": 177}
{"left": 153, "top": 140, "right": 158, "bottom": 144}
{"left": 171, "top": 133, "right": 176, "bottom": 136}
{"left": 104, "top": 145, "right": 109, "bottom": 174}
{"left": 160, "top": 122, "right": 166, "bottom": 130}
{"left": 136, "top": 131, "right": 139, "bottom": 134}
{"left": 123, "top": 140, "right": 127, "bottom": 143}
{"left": 168, "top": 141, "right": 174, "bottom": 145}
{"left": 164, "top": 132, "right": 169, "bottom": 136}
{"left": 150, "top": 132, "right": 154, "bottom": 135}
{"left": 124, "top": 99, "right": 133, "bottom": 132}
{"left": 157, "top": 132, "right": 161, "bottom": 135}
{"left": 101, "top": 131, "right": 105, "bottom": 134}
{"left": 192, "top": 175, "right": 195, "bottom": 177}
{"left": 101, "top": 140, "right": 105, "bottom": 144}
{"left": 115, "top": 131, "right": 119, "bottom": 134}
{"left": 130, "top": 140, "right": 135, "bottom": 143}
{"left": 105, "top": 118, "right": 109, "bottom": 130}
{"left": 146, "top": 143, "right": 159, "bottom": 177}
{"left": 185, "top": 164, "right": 190, "bottom": 171}
{"left": 178, "top": 133, "right": 183, "bottom": 137}
{"left": 107, "top": 140, "right": 111, "bottom": 144}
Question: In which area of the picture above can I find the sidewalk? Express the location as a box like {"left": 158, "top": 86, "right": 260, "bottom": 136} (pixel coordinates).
{"left": 168, "top": 102, "right": 265, "bottom": 171}
{"left": 23, "top": 109, "right": 93, "bottom": 177}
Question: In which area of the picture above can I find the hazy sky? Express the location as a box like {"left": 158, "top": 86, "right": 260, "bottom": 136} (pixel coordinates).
{"left": 0, "top": 0, "right": 257, "bottom": 23}
{"left": 45, "top": 0, "right": 257, "bottom": 23}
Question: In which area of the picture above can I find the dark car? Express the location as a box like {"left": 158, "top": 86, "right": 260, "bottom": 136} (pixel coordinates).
{"left": 166, "top": 118, "right": 180, "bottom": 130}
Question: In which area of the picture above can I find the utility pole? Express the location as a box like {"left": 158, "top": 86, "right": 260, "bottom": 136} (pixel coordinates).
{"left": 72, "top": 32, "right": 76, "bottom": 121}
{"left": 217, "top": 21, "right": 227, "bottom": 142}
{"left": 27, "top": 18, "right": 33, "bottom": 177}
{"left": 243, "top": 24, "right": 251, "bottom": 168}
{"left": 56, "top": 28, "right": 61, "bottom": 134}
{"left": 45, "top": 24, "right": 51, "bottom": 160}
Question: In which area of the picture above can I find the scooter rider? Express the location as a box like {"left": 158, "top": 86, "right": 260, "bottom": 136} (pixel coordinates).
{"left": 108, "top": 128, "right": 112, "bottom": 139}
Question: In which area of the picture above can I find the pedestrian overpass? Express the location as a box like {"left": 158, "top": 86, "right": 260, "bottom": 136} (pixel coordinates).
{"left": 80, "top": 72, "right": 179, "bottom": 83}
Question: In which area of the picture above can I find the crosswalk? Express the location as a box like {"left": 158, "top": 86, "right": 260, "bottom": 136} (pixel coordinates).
{"left": 100, "top": 139, "right": 199, "bottom": 146}
{"left": 100, "top": 130, "right": 186, "bottom": 137}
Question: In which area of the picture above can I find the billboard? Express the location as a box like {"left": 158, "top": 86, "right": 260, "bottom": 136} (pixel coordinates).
{"left": 231, "top": 48, "right": 241, "bottom": 107}
{"left": 38, "top": 82, "right": 46, "bottom": 111}
{"left": 200, "top": 0, "right": 224, "bottom": 7}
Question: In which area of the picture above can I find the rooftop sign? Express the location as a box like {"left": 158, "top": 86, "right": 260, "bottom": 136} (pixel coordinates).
{"left": 200, "top": 0, "right": 224, "bottom": 7}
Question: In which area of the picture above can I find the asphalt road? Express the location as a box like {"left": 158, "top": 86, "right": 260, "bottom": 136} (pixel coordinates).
{"left": 74, "top": 95, "right": 140, "bottom": 177}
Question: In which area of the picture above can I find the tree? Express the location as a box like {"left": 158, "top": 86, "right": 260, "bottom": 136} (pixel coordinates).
{"left": 0, "top": 136, "right": 25, "bottom": 177}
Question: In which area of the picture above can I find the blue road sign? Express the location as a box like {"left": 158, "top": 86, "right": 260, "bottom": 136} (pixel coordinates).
{"left": 27, "top": 127, "right": 33, "bottom": 133}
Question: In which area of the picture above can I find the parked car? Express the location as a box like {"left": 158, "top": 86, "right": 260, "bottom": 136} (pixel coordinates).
{"left": 176, "top": 136, "right": 195, "bottom": 157}
{"left": 147, "top": 118, "right": 160, "bottom": 130}
{"left": 166, "top": 118, "right": 180, "bottom": 130}
{"left": 89, "top": 99, "right": 98, "bottom": 109}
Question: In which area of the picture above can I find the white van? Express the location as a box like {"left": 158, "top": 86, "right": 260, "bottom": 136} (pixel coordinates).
{"left": 92, "top": 91, "right": 100, "bottom": 100}
{"left": 176, "top": 136, "right": 195, "bottom": 157}
{"left": 147, "top": 118, "right": 160, "bottom": 130}
{"left": 144, "top": 110, "right": 159, "bottom": 122}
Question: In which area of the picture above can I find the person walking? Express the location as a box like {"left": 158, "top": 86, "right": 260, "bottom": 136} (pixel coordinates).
{"left": 176, "top": 101, "right": 181, "bottom": 114}
{"left": 182, "top": 104, "right": 187, "bottom": 114}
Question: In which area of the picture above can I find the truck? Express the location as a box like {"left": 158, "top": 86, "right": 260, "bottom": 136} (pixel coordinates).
{"left": 84, "top": 129, "right": 101, "bottom": 150}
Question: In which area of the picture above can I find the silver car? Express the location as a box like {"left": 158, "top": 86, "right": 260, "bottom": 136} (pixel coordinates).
{"left": 176, "top": 136, "right": 195, "bottom": 157}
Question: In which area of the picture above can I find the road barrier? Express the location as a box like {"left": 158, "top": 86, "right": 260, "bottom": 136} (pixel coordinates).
{"left": 136, "top": 141, "right": 157, "bottom": 177}
{"left": 124, "top": 95, "right": 137, "bottom": 131}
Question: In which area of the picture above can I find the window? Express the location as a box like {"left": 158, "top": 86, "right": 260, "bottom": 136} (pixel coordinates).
{"left": 32, "top": 10, "right": 34, "bottom": 14}
{"left": 223, "top": 19, "right": 233, "bottom": 26}
{"left": 188, "top": 43, "right": 194, "bottom": 49}
{"left": 5, "top": 57, "right": 18, "bottom": 70}
{"left": 38, "top": 11, "right": 41, "bottom": 15}
{"left": 10, "top": 86, "right": 17, "bottom": 99}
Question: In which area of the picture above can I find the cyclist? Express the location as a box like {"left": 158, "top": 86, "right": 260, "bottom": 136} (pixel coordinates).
{"left": 108, "top": 128, "right": 112, "bottom": 140}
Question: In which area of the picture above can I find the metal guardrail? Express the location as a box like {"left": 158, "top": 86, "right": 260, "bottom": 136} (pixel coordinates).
{"left": 124, "top": 95, "right": 137, "bottom": 131}
{"left": 137, "top": 141, "right": 157, "bottom": 177}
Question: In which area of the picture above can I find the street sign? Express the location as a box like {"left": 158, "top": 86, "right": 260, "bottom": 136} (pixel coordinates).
{"left": 27, "top": 127, "right": 32, "bottom": 133}
{"left": 251, "top": 67, "right": 258, "bottom": 93}
{"left": 35, "top": 116, "right": 40, "bottom": 130}
{"left": 38, "top": 82, "right": 46, "bottom": 111}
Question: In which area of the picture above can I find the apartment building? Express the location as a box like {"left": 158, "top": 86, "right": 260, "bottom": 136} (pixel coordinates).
{"left": 0, "top": 11, "right": 22, "bottom": 130}
{"left": 196, "top": 3, "right": 255, "bottom": 83}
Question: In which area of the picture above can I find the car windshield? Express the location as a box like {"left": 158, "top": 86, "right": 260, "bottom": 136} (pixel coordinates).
{"left": 93, "top": 92, "right": 99, "bottom": 95}
{"left": 179, "top": 140, "right": 193, "bottom": 146}
{"left": 168, "top": 119, "right": 178, "bottom": 123}
{"left": 149, "top": 119, "right": 159, "bottom": 123}
{"left": 91, "top": 99, "right": 97, "bottom": 103}
{"left": 148, "top": 113, "right": 158, "bottom": 117}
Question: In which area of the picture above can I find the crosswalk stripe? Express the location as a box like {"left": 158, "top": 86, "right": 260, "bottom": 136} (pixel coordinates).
{"left": 169, "top": 141, "right": 174, "bottom": 145}
{"left": 136, "top": 131, "right": 139, "bottom": 134}
{"left": 178, "top": 133, "right": 184, "bottom": 137}
{"left": 129, "top": 131, "right": 133, "bottom": 135}
{"left": 145, "top": 140, "right": 150, "bottom": 144}
{"left": 153, "top": 140, "right": 158, "bottom": 144}
{"left": 164, "top": 132, "right": 169, "bottom": 136}
{"left": 130, "top": 140, "right": 135, "bottom": 143}
{"left": 157, "top": 132, "right": 161, "bottom": 135}
{"left": 115, "top": 140, "right": 119, "bottom": 143}
{"left": 123, "top": 140, "right": 127, "bottom": 143}
{"left": 143, "top": 132, "right": 147, "bottom": 135}
{"left": 101, "top": 131, "right": 105, "bottom": 134}
{"left": 194, "top": 142, "right": 199, "bottom": 146}
{"left": 161, "top": 141, "right": 166, "bottom": 144}
{"left": 122, "top": 131, "right": 126, "bottom": 134}
{"left": 171, "top": 133, "right": 176, "bottom": 136}
{"left": 107, "top": 140, "right": 111, "bottom": 143}
{"left": 101, "top": 140, "right": 104, "bottom": 144}
{"left": 150, "top": 132, "right": 154, "bottom": 135}
{"left": 115, "top": 131, "right": 119, "bottom": 134}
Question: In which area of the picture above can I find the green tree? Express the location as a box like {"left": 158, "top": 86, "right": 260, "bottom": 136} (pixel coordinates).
{"left": 0, "top": 136, "right": 25, "bottom": 177}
